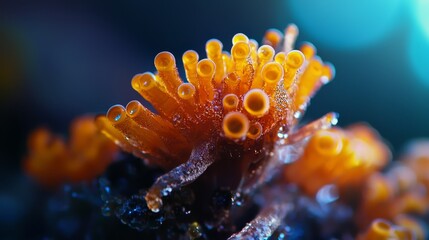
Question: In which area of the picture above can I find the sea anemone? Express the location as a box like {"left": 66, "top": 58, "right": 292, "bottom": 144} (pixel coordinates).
{"left": 98, "top": 24, "right": 337, "bottom": 216}
{"left": 23, "top": 24, "right": 429, "bottom": 239}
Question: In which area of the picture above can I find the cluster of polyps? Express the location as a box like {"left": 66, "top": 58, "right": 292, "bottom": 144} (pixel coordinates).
{"left": 98, "top": 24, "right": 337, "bottom": 213}
{"left": 22, "top": 24, "right": 429, "bottom": 239}
{"left": 24, "top": 116, "right": 118, "bottom": 187}
{"left": 284, "top": 125, "right": 391, "bottom": 198}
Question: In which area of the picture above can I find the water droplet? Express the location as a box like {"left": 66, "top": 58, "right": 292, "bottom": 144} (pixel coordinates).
{"left": 277, "top": 146, "right": 297, "bottom": 164}
{"left": 320, "top": 76, "right": 330, "bottom": 84}
{"left": 293, "top": 111, "right": 302, "bottom": 119}
{"left": 161, "top": 187, "right": 172, "bottom": 196}
{"left": 101, "top": 205, "right": 111, "bottom": 216}
{"left": 114, "top": 114, "right": 121, "bottom": 122}
{"left": 172, "top": 114, "right": 182, "bottom": 124}
{"left": 277, "top": 126, "right": 289, "bottom": 139}
{"left": 316, "top": 184, "right": 339, "bottom": 204}
{"left": 233, "top": 192, "right": 244, "bottom": 206}
{"left": 329, "top": 113, "right": 339, "bottom": 126}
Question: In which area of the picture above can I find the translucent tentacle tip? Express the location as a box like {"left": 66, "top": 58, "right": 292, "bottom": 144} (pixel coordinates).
{"left": 223, "top": 94, "right": 239, "bottom": 111}
{"left": 223, "top": 112, "right": 250, "bottom": 140}
{"left": 232, "top": 33, "right": 249, "bottom": 44}
{"left": 177, "top": 83, "right": 196, "bottom": 100}
{"left": 131, "top": 72, "right": 156, "bottom": 91}
{"left": 182, "top": 50, "right": 199, "bottom": 66}
{"left": 312, "top": 130, "right": 343, "bottom": 156}
{"left": 325, "top": 112, "right": 339, "bottom": 127}
{"left": 154, "top": 51, "right": 176, "bottom": 71}
{"left": 231, "top": 41, "right": 251, "bottom": 59}
{"left": 107, "top": 105, "right": 127, "bottom": 123}
{"left": 243, "top": 89, "right": 270, "bottom": 117}
{"left": 145, "top": 188, "right": 163, "bottom": 213}
{"left": 197, "top": 58, "right": 216, "bottom": 77}
{"left": 261, "top": 62, "right": 284, "bottom": 84}
{"left": 286, "top": 50, "right": 305, "bottom": 69}
{"left": 257, "top": 45, "right": 275, "bottom": 61}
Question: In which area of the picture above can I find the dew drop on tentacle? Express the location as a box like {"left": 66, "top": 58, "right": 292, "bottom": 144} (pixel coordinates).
{"left": 229, "top": 187, "right": 295, "bottom": 240}
{"left": 286, "top": 112, "right": 339, "bottom": 144}
{"left": 145, "top": 142, "right": 216, "bottom": 212}
{"left": 316, "top": 184, "right": 339, "bottom": 204}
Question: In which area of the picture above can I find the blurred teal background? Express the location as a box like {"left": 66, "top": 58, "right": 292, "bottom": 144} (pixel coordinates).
{"left": 0, "top": 0, "right": 428, "bottom": 235}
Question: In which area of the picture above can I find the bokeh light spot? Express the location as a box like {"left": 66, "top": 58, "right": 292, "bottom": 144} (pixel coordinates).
{"left": 415, "top": 0, "right": 429, "bottom": 40}
{"left": 409, "top": 29, "right": 429, "bottom": 87}
{"left": 287, "top": 0, "right": 403, "bottom": 49}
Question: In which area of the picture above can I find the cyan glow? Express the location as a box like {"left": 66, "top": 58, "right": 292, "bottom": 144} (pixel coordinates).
{"left": 287, "top": 0, "right": 403, "bottom": 49}
{"left": 409, "top": 29, "right": 429, "bottom": 87}
{"left": 415, "top": 0, "right": 429, "bottom": 39}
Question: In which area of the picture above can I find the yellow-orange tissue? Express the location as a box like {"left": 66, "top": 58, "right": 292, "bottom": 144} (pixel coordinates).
{"left": 24, "top": 116, "right": 118, "bottom": 187}
{"left": 284, "top": 124, "right": 390, "bottom": 198}
{"left": 357, "top": 219, "right": 414, "bottom": 240}
{"left": 401, "top": 141, "right": 429, "bottom": 198}
{"left": 356, "top": 141, "right": 429, "bottom": 233}
{"left": 99, "top": 25, "right": 336, "bottom": 212}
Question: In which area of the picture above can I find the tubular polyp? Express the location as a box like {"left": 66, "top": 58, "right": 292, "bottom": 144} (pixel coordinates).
{"left": 283, "top": 24, "right": 299, "bottom": 53}
{"left": 154, "top": 51, "right": 183, "bottom": 94}
{"left": 300, "top": 42, "right": 317, "bottom": 61}
{"left": 231, "top": 41, "right": 251, "bottom": 75}
{"left": 294, "top": 58, "right": 324, "bottom": 109}
{"left": 232, "top": 41, "right": 250, "bottom": 60}
{"left": 223, "top": 112, "right": 250, "bottom": 140}
{"left": 239, "top": 63, "right": 255, "bottom": 95}
{"left": 364, "top": 219, "right": 394, "bottom": 240}
{"left": 126, "top": 100, "right": 191, "bottom": 159}
{"left": 182, "top": 50, "right": 199, "bottom": 86}
{"left": 224, "top": 72, "right": 241, "bottom": 94}
{"left": 391, "top": 227, "right": 414, "bottom": 240}
{"left": 154, "top": 51, "right": 176, "bottom": 71}
{"left": 243, "top": 89, "right": 270, "bottom": 118}
{"left": 177, "top": 83, "right": 196, "bottom": 100}
{"left": 222, "top": 52, "right": 233, "bottom": 73}
{"left": 232, "top": 33, "right": 249, "bottom": 44}
{"left": 284, "top": 50, "right": 305, "bottom": 89}
{"left": 107, "top": 105, "right": 169, "bottom": 158}
{"left": 197, "top": 58, "right": 216, "bottom": 102}
{"left": 286, "top": 50, "right": 305, "bottom": 69}
{"left": 251, "top": 45, "right": 275, "bottom": 89}
{"left": 131, "top": 72, "right": 157, "bottom": 92}
{"left": 275, "top": 52, "right": 286, "bottom": 65}
{"left": 261, "top": 62, "right": 283, "bottom": 95}
{"left": 95, "top": 116, "right": 137, "bottom": 155}
{"left": 125, "top": 100, "right": 175, "bottom": 134}
{"left": 206, "top": 39, "right": 225, "bottom": 85}
{"left": 322, "top": 62, "right": 336, "bottom": 83}
{"left": 263, "top": 28, "right": 283, "bottom": 49}
{"left": 395, "top": 215, "right": 426, "bottom": 240}
{"left": 177, "top": 83, "right": 196, "bottom": 106}
{"left": 258, "top": 45, "right": 275, "bottom": 63}
{"left": 249, "top": 39, "right": 259, "bottom": 68}
{"left": 311, "top": 130, "right": 343, "bottom": 156}
{"left": 247, "top": 122, "right": 263, "bottom": 140}
{"left": 222, "top": 94, "right": 239, "bottom": 112}
{"left": 131, "top": 72, "right": 181, "bottom": 118}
